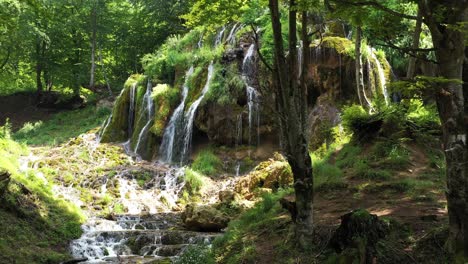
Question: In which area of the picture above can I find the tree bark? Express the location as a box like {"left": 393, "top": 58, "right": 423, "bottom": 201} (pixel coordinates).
{"left": 35, "top": 39, "right": 43, "bottom": 97}
{"left": 268, "top": 0, "right": 314, "bottom": 249}
{"left": 89, "top": 2, "right": 97, "bottom": 90}
{"left": 421, "top": 1, "right": 467, "bottom": 259}
{"left": 406, "top": 3, "right": 423, "bottom": 79}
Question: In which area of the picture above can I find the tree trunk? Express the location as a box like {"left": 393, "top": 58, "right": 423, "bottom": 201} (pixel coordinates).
{"left": 406, "top": 4, "right": 423, "bottom": 79}
{"left": 422, "top": 1, "right": 467, "bottom": 259}
{"left": 89, "top": 3, "right": 97, "bottom": 90}
{"left": 355, "top": 26, "right": 364, "bottom": 107}
{"left": 35, "top": 39, "right": 43, "bottom": 97}
{"left": 268, "top": 0, "right": 314, "bottom": 249}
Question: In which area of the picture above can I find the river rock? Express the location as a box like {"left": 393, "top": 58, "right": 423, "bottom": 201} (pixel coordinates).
{"left": 181, "top": 203, "right": 229, "bottom": 232}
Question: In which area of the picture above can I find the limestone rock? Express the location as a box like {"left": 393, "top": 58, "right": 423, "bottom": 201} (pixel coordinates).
{"left": 181, "top": 203, "right": 229, "bottom": 232}
{"left": 235, "top": 153, "right": 292, "bottom": 199}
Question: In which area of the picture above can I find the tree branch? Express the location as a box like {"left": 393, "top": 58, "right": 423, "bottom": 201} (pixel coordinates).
{"left": 0, "top": 49, "right": 11, "bottom": 70}
{"left": 250, "top": 24, "right": 273, "bottom": 73}
{"left": 375, "top": 42, "right": 439, "bottom": 64}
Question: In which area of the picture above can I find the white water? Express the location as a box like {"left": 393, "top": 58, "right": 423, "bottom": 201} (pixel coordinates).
{"left": 159, "top": 66, "right": 195, "bottom": 163}
{"left": 368, "top": 47, "right": 389, "bottom": 105}
{"left": 214, "top": 26, "right": 226, "bottom": 46}
{"left": 242, "top": 44, "right": 260, "bottom": 146}
{"left": 128, "top": 83, "right": 137, "bottom": 136}
{"left": 226, "top": 23, "right": 240, "bottom": 46}
{"left": 181, "top": 62, "right": 215, "bottom": 163}
{"left": 134, "top": 80, "right": 154, "bottom": 156}
{"left": 298, "top": 40, "right": 303, "bottom": 78}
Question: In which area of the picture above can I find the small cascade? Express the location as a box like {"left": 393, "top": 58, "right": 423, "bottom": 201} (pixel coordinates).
{"left": 128, "top": 83, "right": 137, "bottom": 136}
{"left": 214, "top": 26, "right": 226, "bottom": 46}
{"left": 70, "top": 167, "right": 219, "bottom": 263}
{"left": 181, "top": 62, "right": 215, "bottom": 163}
{"left": 97, "top": 114, "right": 112, "bottom": 142}
{"left": 236, "top": 113, "right": 242, "bottom": 147}
{"left": 298, "top": 40, "right": 303, "bottom": 78}
{"left": 159, "top": 66, "right": 195, "bottom": 163}
{"left": 368, "top": 47, "right": 389, "bottom": 104}
{"left": 134, "top": 80, "right": 155, "bottom": 156}
{"left": 242, "top": 44, "right": 261, "bottom": 146}
{"left": 226, "top": 23, "right": 240, "bottom": 46}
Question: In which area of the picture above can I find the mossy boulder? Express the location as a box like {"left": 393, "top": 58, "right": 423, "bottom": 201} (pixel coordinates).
{"left": 100, "top": 86, "right": 132, "bottom": 143}
{"left": 329, "top": 209, "right": 390, "bottom": 264}
{"left": 235, "top": 153, "right": 292, "bottom": 199}
{"left": 181, "top": 203, "right": 229, "bottom": 232}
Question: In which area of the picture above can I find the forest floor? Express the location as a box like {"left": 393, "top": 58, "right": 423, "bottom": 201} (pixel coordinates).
{"left": 0, "top": 92, "right": 58, "bottom": 131}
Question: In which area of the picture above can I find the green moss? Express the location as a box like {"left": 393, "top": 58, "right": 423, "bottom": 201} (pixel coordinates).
{"left": 184, "top": 168, "right": 205, "bottom": 195}
{"left": 191, "top": 148, "right": 222, "bottom": 176}
{"left": 150, "top": 83, "right": 180, "bottom": 137}
{"left": 312, "top": 36, "right": 355, "bottom": 57}
{"left": 0, "top": 128, "right": 84, "bottom": 263}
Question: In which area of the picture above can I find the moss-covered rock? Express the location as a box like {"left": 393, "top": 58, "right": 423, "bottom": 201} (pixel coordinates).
{"left": 181, "top": 203, "right": 230, "bottom": 232}
{"left": 235, "top": 153, "right": 292, "bottom": 199}
{"left": 329, "top": 209, "right": 390, "bottom": 264}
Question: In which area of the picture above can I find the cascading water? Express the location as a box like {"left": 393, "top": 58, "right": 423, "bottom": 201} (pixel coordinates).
{"left": 242, "top": 44, "right": 261, "bottom": 146}
{"left": 159, "top": 66, "right": 195, "bottom": 163}
{"left": 368, "top": 47, "right": 389, "bottom": 104}
{"left": 298, "top": 40, "right": 303, "bottom": 78}
{"left": 181, "top": 62, "right": 215, "bottom": 164}
{"left": 226, "top": 23, "right": 240, "bottom": 46}
{"left": 134, "top": 80, "right": 155, "bottom": 156}
{"left": 214, "top": 26, "right": 226, "bottom": 46}
{"left": 128, "top": 83, "right": 137, "bottom": 136}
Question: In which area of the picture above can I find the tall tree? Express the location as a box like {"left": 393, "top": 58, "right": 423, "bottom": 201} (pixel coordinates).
{"left": 268, "top": 0, "right": 314, "bottom": 248}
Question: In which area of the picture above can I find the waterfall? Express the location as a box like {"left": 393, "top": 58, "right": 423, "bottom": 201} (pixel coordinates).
{"left": 214, "top": 27, "right": 226, "bottom": 46}
{"left": 226, "top": 23, "right": 239, "bottom": 46}
{"left": 298, "top": 40, "right": 303, "bottom": 78}
{"left": 236, "top": 113, "right": 242, "bottom": 147}
{"left": 134, "top": 79, "right": 154, "bottom": 156}
{"left": 128, "top": 83, "right": 137, "bottom": 136}
{"left": 159, "top": 66, "right": 195, "bottom": 163}
{"left": 97, "top": 114, "right": 112, "bottom": 142}
{"left": 181, "top": 62, "right": 215, "bottom": 163}
{"left": 242, "top": 44, "right": 260, "bottom": 146}
{"left": 369, "top": 48, "right": 389, "bottom": 104}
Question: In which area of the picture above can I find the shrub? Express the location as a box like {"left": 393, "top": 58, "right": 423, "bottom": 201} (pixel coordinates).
{"left": 184, "top": 168, "right": 205, "bottom": 194}
{"left": 175, "top": 245, "right": 215, "bottom": 264}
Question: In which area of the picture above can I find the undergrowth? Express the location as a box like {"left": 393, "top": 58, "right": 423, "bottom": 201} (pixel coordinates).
{"left": 14, "top": 106, "right": 110, "bottom": 146}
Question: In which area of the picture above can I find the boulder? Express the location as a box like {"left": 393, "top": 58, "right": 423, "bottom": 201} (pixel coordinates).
{"left": 181, "top": 204, "right": 229, "bottom": 232}
{"left": 0, "top": 169, "right": 11, "bottom": 197}
{"left": 235, "top": 153, "right": 292, "bottom": 199}
{"left": 330, "top": 209, "right": 389, "bottom": 264}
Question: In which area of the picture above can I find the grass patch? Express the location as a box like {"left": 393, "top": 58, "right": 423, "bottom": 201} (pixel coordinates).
{"left": 191, "top": 148, "right": 222, "bottom": 176}
{"left": 313, "top": 159, "right": 347, "bottom": 192}
{"left": 213, "top": 189, "right": 293, "bottom": 264}
{"left": 14, "top": 106, "right": 110, "bottom": 146}
{"left": 184, "top": 168, "right": 205, "bottom": 195}
{"left": 0, "top": 127, "right": 84, "bottom": 263}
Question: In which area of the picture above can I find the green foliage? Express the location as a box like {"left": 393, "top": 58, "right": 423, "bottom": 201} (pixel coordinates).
{"left": 184, "top": 168, "right": 205, "bottom": 195}
{"left": 213, "top": 189, "right": 293, "bottom": 264}
{"left": 182, "top": 0, "right": 246, "bottom": 30}
{"left": 0, "top": 123, "right": 84, "bottom": 263}
{"left": 14, "top": 106, "right": 111, "bottom": 146}
{"left": 175, "top": 245, "right": 215, "bottom": 264}
{"left": 313, "top": 157, "right": 346, "bottom": 192}
{"left": 191, "top": 148, "right": 222, "bottom": 176}
{"left": 151, "top": 83, "right": 180, "bottom": 137}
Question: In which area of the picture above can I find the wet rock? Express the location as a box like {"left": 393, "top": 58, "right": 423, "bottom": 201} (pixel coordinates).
{"left": 181, "top": 204, "right": 229, "bottom": 232}
{"left": 0, "top": 169, "right": 11, "bottom": 197}
{"left": 330, "top": 209, "right": 389, "bottom": 264}
{"left": 160, "top": 232, "right": 183, "bottom": 245}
